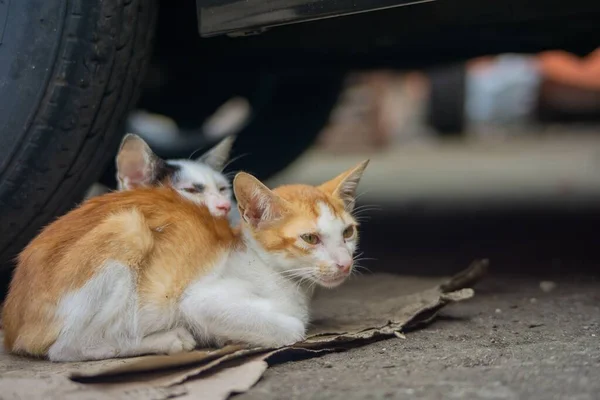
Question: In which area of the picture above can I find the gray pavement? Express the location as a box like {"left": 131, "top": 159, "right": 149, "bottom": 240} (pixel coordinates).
{"left": 240, "top": 275, "right": 600, "bottom": 400}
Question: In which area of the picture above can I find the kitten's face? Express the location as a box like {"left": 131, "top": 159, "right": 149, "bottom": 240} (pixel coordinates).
{"left": 234, "top": 161, "right": 369, "bottom": 288}
{"left": 116, "top": 134, "right": 234, "bottom": 218}
{"left": 166, "top": 160, "right": 232, "bottom": 217}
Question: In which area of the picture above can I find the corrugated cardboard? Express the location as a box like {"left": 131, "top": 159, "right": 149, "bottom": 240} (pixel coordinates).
{"left": 0, "top": 260, "right": 487, "bottom": 400}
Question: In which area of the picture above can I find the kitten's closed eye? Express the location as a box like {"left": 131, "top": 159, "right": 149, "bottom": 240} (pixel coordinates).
{"left": 219, "top": 186, "right": 229, "bottom": 193}
{"left": 184, "top": 184, "right": 205, "bottom": 194}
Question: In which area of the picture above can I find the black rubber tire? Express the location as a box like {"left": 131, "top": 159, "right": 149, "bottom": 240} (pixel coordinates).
{"left": 0, "top": 0, "right": 158, "bottom": 272}
{"left": 426, "top": 63, "right": 467, "bottom": 135}
{"left": 229, "top": 71, "right": 344, "bottom": 181}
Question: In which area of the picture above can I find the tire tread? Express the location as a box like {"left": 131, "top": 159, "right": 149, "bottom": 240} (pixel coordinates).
{"left": 0, "top": 0, "right": 158, "bottom": 268}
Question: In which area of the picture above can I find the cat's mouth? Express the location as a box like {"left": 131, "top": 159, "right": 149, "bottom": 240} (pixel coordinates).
{"left": 210, "top": 208, "right": 229, "bottom": 218}
{"left": 315, "top": 274, "right": 349, "bottom": 288}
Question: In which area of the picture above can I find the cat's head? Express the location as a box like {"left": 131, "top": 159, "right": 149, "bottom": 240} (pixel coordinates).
{"left": 116, "top": 133, "right": 234, "bottom": 217}
{"left": 233, "top": 161, "right": 369, "bottom": 288}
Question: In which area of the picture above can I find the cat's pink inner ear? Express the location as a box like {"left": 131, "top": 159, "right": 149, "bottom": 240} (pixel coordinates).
{"left": 119, "top": 159, "right": 153, "bottom": 189}
{"left": 116, "top": 134, "right": 161, "bottom": 189}
{"left": 241, "top": 205, "right": 263, "bottom": 227}
{"left": 234, "top": 172, "right": 287, "bottom": 227}
{"left": 126, "top": 167, "right": 148, "bottom": 186}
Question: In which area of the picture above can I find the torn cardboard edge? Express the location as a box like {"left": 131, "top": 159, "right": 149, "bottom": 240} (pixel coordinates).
{"left": 70, "top": 259, "right": 488, "bottom": 386}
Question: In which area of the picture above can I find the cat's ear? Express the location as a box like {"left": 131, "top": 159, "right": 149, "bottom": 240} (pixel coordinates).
{"left": 233, "top": 172, "right": 289, "bottom": 228}
{"left": 318, "top": 160, "right": 370, "bottom": 211}
{"left": 116, "top": 133, "right": 165, "bottom": 190}
{"left": 197, "top": 135, "right": 235, "bottom": 171}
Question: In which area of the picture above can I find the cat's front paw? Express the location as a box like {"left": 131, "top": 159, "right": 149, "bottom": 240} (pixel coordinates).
{"left": 270, "top": 316, "right": 306, "bottom": 347}
{"left": 166, "top": 327, "right": 197, "bottom": 354}
{"left": 83, "top": 346, "right": 119, "bottom": 361}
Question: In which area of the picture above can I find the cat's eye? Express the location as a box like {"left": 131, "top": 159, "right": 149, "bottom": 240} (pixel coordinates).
{"left": 184, "top": 184, "right": 205, "bottom": 194}
{"left": 343, "top": 225, "right": 355, "bottom": 240}
{"left": 301, "top": 233, "right": 320, "bottom": 245}
{"left": 219, "top": 186, "right": 229, "bottom": 193}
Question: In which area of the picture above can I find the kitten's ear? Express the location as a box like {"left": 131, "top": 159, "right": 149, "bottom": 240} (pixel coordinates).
{"left": 116, "top": 133, "right": 165, "bottom": 190}
{"left": 318, "top": 160, "right": 370, "bottom": 211}
{"left": 197, "top": 135, "right": 235, "bottom": 171}
{"left": 233, "top": 172, "right": 289, "bottom": 228}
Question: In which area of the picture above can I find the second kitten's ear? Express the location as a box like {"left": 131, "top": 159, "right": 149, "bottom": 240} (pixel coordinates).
{"left": 116, "top": 133, "right": 164, "bottom": 190}
{"left": 233, "top": 172, "right": 289, "bottom": 228}
{"left": 318, "top": 160, "right": 370, "bottom": 211}
{"left": 197, "top": 135, "right": 235, "bottom": 171}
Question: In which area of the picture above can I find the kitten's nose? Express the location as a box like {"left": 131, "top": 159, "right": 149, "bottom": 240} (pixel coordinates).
{"left": 217, "top": 203, "right": 231, "bottom": 212}
{"left": 336, "top": 262, "right": 352, "bottom": 274}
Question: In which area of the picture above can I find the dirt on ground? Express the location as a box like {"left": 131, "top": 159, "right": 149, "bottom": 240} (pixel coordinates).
{"left": 240, "top": 275, "right": 600, "bottom": 400}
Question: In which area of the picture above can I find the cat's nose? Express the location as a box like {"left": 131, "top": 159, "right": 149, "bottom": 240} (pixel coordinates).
{"left": 217, "top": 203, "right": 231, "bottom": 212}
{"left": 336, "top": 261, "right": 352, "bottom": 274}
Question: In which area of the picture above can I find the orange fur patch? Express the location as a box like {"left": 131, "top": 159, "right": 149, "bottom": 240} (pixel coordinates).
{"left": 249, "top": 184, "right": 351, "bottom": 256}
{"left": 2, "top": 187, "right": 236, "bottom": 356}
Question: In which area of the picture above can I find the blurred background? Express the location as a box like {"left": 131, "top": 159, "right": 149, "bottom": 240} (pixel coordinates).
{"left": 101, "top": 46, "right": 600, "bottom": 277}
{"left": 67, "top": 0, "right": 597, "bottom": 279}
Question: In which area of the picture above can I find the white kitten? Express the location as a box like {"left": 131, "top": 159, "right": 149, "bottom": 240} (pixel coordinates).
{"left": 116, "top": 134, "right": 235, "bottom": 218}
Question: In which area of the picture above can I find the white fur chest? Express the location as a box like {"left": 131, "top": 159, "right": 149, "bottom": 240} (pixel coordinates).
{"left": 178, "top": 245, "right": 312, "bottom": 347}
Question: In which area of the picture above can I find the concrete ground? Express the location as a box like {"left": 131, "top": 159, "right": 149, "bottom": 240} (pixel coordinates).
{"left": 240, "top": 275, "right": 600, "bottom": 400}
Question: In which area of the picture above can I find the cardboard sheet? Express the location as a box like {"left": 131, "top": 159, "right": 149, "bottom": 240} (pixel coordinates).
{"left": 0, "top": 260, "right": 487, "bottom": 400}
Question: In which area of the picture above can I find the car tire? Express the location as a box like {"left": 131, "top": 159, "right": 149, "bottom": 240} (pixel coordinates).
{"left": 0, "top": 0, "right": 158, "bottom": 274}
{"left": 229, "top": 71, "right": 344, "bottom": 180}
{"left": 426, "top": 63, "right": 467, "bottom": 135}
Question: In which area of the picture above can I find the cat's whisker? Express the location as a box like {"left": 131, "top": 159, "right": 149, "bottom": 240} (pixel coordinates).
{"left": 221, "top": 153, "right": 250, "bottom": 172}
{"left": 353, "top": 252, "right": 377, "bottom": 262}
{"left": 275, "top": 271, "right": 304, "bottom": 281}
{"left": 353, "top": 202, "right": 380, "bottom": 209}
{"left": 345, "top": 190, "right": 373, "bottom": 212}
{"left": 352, "top": 264, "right": 371, "bottom": 273}
{"left": 352, "top": 211, "right": 381, "bottom": 220}
{"left": 188, "top": 146, "right": 207, "bottom": 160}
{"left": 353, "top": 190, "right": 372, "bottom": 202}
{"left": 280, "top": 267, "right": 314, "bottom": 276}
{"left": 282, "top": 266, "right": 314, "bottom": 272}
{"left": 279, "top": 274, "right": 306, "bottom": 283}
{"left": 352, "top": 206, "right": 382, "bottom": 214}
{"left": 276, "top": 270, "right": 315, "bottom": 288}
{"left": 353, "top": 257, "right": 377, "bottom": 262}
{"left": 354, "top": 213, "right": 372, "bottom": 219}
{"left": 279, "top": 272, "right": 308, "bottom": 281}
{"left": 352, "top": 207, "right": 383, "bottom": 215}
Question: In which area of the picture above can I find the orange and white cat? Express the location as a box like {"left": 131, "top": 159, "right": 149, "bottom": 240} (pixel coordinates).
{"left": 2, "top": 161, "right": 368, "bottom": 362}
